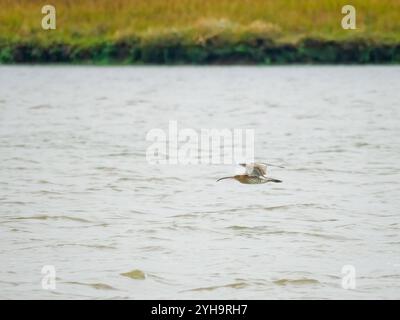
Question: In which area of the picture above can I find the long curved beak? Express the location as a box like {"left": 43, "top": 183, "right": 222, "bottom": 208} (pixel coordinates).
{"left": 216, "top": 176, "right": 235, "bottom": 182}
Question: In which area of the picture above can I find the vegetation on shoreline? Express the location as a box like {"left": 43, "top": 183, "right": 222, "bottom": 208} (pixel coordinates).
{"left": 1, "top": 0, "right": 400, "bottom": 64}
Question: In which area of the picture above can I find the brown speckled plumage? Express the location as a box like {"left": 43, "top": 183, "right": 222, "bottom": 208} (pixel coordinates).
{"left": 217, "top": 163, "right": 283, "bottom": 184}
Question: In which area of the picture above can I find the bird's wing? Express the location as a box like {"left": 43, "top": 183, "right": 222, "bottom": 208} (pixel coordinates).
{"left": 252, "top": 163, "right": 267, "bottom": 176}
{"left": 240, "top": 163, "right": 267, "bottom": 176}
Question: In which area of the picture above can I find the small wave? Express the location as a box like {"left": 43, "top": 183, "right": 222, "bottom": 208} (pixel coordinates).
{"left": 0, "top": 280, "right": 21, "bottom": 286}
{"left": 32, "top": 190, "right": 63, "bottom": 195}
{"left": 226, "top": 226, "right": 351, "bottom": 240}
{"left": 1, "top": 201, "right": 34, "bottom": 205}
{"left": 263, "top": 203, "right": 321, "bottom": 211}
{"left": 170, "top": 213, "right": 199, "bottom": 219}
{"left": 145, "top": 273, "right": 175, "bottom": 285}
{"left": 95, "top": 166, "right": 117, "bottom": 172}
{"left": 107, "top": 152, "right": 144, "bottom": 157}
{"left": 162, "top": 224, "right": 198, "bottom": 231}
{"left": 194, "top": 203, "right": 321, "bottom": 215}
{"left": 354, "top": 142, "right": 370, "bottom": 148}
{"left": 147, "top": 176, "right": 185, "bottom": 182}
{"left": 116, "top": 177, "right": 137, "bottom": 182}
{"left": 184, "top": 282, "right": 248, "bottom": 292}
{"left": 126, "top": 99, "right": 148, "bottom": 105}
{"left": 63, "top": 281, "right": 117, "bottom": 290}
{"left": 139, "top": 245, "right": 170, "bottom": 253}
{"left": 227, "top": 225, "right": 262, "bottom": 231}
{"left": 14, "top": 215, "right": 92, "bottom": 223}
{"left": 273, "top": 278, "right": 319, "bottom": 286}
{"left": 121, "top": 269, "right": 146, "bottom": 280}
{"left": 377, "top": 274, "right": 400, "bottom": 279}
{"left": 30, "top": 104, "right": 53, "bottom": 110}
{"left": 51, "top": 243, "right": 116, "bottom": 250}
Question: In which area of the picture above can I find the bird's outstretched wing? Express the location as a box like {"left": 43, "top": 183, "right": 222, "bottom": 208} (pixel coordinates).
{"left": 240, "top": 163, "right": 267, "bottom": 177}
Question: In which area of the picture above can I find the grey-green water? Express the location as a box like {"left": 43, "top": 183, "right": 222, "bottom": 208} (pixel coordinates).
{"left": 0, "top": 66, "right": 399, "bottom": 299}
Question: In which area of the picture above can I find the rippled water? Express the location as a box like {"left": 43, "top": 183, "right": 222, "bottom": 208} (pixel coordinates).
{"left": 1, "top": 66, "right": 399, "bottom": 299}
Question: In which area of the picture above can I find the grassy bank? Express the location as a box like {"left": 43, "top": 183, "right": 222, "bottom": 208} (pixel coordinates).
{"left": 1, "top": 0, "right": 400, "bottom": 64}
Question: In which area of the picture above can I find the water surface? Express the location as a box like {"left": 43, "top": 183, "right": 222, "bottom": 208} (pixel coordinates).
{"left": 0, "top": 66, "right": 399, "bottom": 299}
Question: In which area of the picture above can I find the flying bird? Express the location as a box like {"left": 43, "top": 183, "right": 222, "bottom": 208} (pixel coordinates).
{"left": 217, "top": 162, "right": 283, "bottom": 184}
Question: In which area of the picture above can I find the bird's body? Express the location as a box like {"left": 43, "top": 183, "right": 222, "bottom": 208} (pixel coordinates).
{"left": 217, "top": 162, "right": 283, "bottom": 185}
{"left": 217, "top": 175, "right": 282, "bottom": 184}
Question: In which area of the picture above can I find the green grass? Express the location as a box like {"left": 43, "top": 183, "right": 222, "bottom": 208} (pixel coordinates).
{"left": 1, "top": 0, "right": 400, "bottom": 63}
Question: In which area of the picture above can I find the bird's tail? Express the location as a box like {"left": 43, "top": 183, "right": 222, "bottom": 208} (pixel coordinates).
{"left": 267, "top": 178, "right": 282, "bottom": 183}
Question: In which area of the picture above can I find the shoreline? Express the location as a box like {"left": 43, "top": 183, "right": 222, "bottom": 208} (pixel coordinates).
{"left": 1, "top": 38, "right": 399, "bottom": 64}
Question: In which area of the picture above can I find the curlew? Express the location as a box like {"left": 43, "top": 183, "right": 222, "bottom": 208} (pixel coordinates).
{"left": 217, "top": 162, "right": 283, "bottom": 184}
